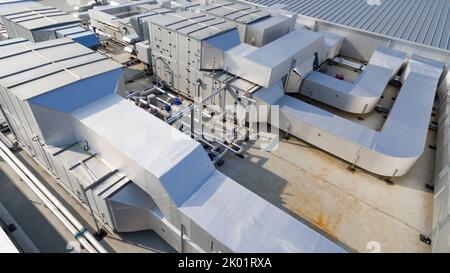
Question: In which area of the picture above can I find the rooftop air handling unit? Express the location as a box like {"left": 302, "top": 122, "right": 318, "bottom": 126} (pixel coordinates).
{"left": 199, "top": 0, "right": 295, "bottom": 47}
{"left": 0, "top": 38, "right": 345, "bottom": 253}
{"left": 0, "top": 3, "right": 99, "bottom": 48}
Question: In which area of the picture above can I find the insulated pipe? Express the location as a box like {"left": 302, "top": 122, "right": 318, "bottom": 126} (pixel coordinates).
{"left": 139, "top": 98, "right": 171, "bottom": 120}
{"left": 140, "top": 87, "right": 157, "bottom": 96}
{"left": 127, "top": 87, "right": 157, "bottom": 99}
{"left": 332, "top": 57, "right": 366, "bottom": 71}
{"left": 155, "top": 86, "right": 177, "bottom": 99}
{"left": 0, "top": 142, "right": 96, "bottom": 253}
{"left": 167, "top": 85, "right": 227, "bottom": 124}
{"left": 0, "top": 140, "right": 107, "bottom": 253}
{"left": 156, "top": 96, "right": 171, "bottom": 105}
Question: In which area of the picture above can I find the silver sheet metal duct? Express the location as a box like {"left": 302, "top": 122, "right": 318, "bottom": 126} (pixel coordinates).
{"left": 0, "top": 38, "right": 345, "bottom": 253}
{"left": 301, "top": 47, "right": 407, "bottom": 114}
{"left": 285, "top": 30, "right": 344, "bottom": 94}
{"left": 0, "top": 3, "right": 99, "bottom": 48}
{"left": 432, "top": 84, "right": 450, "bottom": 253}
{"left": 254, "top": 55, "right": 444, "bottom": 177}
{"left": 145, "top": 6, "right": 443, "bottom": 179}
{"left": 224, "top": 28, "right": 324, "bottom": 88}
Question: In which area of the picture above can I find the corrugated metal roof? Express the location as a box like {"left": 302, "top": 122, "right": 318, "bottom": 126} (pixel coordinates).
{"left": 0, "top": 38, "right": 121, "bottom": 101}
{"left": 242, "top": 0, "right": 450, "bottom": 51}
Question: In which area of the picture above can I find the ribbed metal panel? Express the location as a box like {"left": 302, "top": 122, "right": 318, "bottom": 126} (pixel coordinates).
{"left": 242, "top": 0, "right": 450, "bottom": 50}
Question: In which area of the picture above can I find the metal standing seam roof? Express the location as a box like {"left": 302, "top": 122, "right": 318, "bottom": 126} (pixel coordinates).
{"left": 242, "top": 0, "right": 450, "bottom": 51}
{"left": 0, "top": 5, "right": 80, "bottom": 30}
{"left": 0, "top": 38, "right": 122, "bottom": 101}
{"left": 145, "top": 11, "right": 237, "bottom": 40}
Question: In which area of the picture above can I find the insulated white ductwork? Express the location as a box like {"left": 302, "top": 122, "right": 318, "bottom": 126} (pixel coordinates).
{"left": 69, "top": 94, "right": 345, "bottom": 252}
{"left": 285, "top": 30, "right": 344, "bottom": 94}
{"left": 301, "top": 47, "right": 407, "bottom": 114}
{"left": 431, "top": 70, "right": 450, "bottom": 253}
{"left": 254, "top": 55, "right": 444, "bottom": 177}
{"left": 224, "top": 28, "right": 324, "bottom": 88}
{"left": 0, "top": 39, "right": 345, "bottom": 253}
{"left": 319, "top": 31, "right": 344, "bottom": 63}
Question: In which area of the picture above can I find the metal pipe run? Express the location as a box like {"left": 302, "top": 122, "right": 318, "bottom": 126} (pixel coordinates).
{"left": 332, "top": 56, "right": 366, "bottom": 71}
{"left": 155, "top": 86, "right": 177, "bottom": 99}
{"left": 167, "top": 85, "right": 227, "bottom": 124}
{"left": 0, "top": 140, "right": 107, "bottom": 253}
{"left": 179, "top": 120, "right": 244, "bottom": 155}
